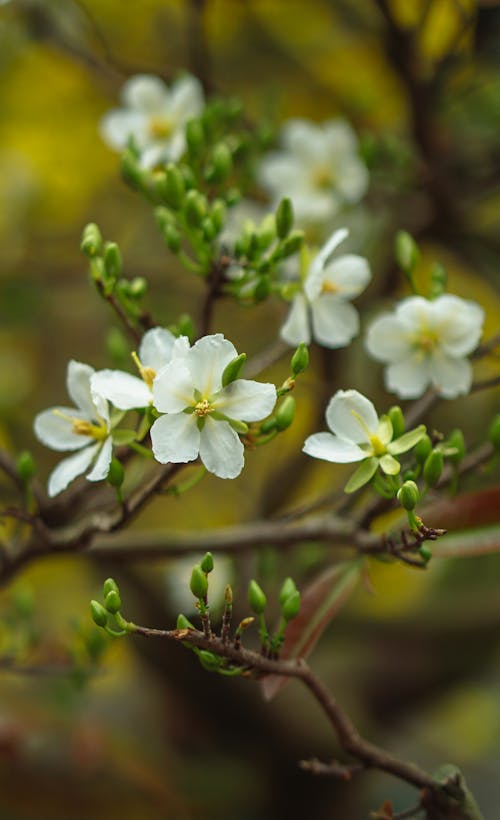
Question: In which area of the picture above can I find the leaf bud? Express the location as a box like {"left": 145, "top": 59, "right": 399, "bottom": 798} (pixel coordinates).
{"left": 103, "top": 578, "right": 119, "bottom": 598}
{"left": 388, "top": 406, "right": 405, "bottom": 439}
{"left": 414, "top": 434, "right": 432, "bottom": 465}
{"left": 107, "top": 457, "right": 125, "bottom": 488}
{"left": 395, "top": 230, "right": 419, "bottom": 274}
{"left": 397, "top": 480, "right": 419, "bottom": 511}
{"left": 104, "top": 589, "right": 122, "bottom": 614}
{"left": 423, "top": 449, "right": 443, "bottom": 487}
{"left": 291, "top": 342, "right": 309, "bottom": 376}
{"left": 90, "top": 600, "right": 108, "bottom": 628}
{"left": 184, "top": 190, "right": 207, "bottom": 230}
{"left": 281, "top": 589, "right": 301, "bottom": 622}
{"left": 185, "top": 117, "right": 205, "bottom": 156}
{"left": 163, "top": 163, "right": 185, "bottom": 209}
{"left": 81, "top": 223, "right": 103, "bottom": 258}
{"left": 16, "top": 450, "right": 36, "bottom": 482}
{"left": 489, "top": 414, "right": 500, "bottom": 449}
{"left": 200, "top": 551, "right": 214, "bottom": 574}
{"left": 275, "top": 395, "right": 296, "bottom": 431}
{"left": 222, "top": 353, "right": 246, "bottom": 387}
{"left": 248, "top": 580, "right": 267, "bottom": 614}
{"left": 176, "top": 613, "right": 196, "bottom": 630}
{"left": 190, "top": 564, "right": 208, "bottom": 599}
{"left": 276, "top": 197, "right": 294, "bottom": 239}
{"left": 279, "top": 577, "right": 297, "bottom": 607}
{"left": 446, "top": 429, "right": 465, "bottom": 464}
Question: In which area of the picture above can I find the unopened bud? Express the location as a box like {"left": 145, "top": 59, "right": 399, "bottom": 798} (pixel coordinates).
{"left": 248, "top": 580, "right": 267, "bottom": 614}
{"left": 257, "top": 214, "right": 276, "bottom": 250}
{"left": 222, "top": 353, "right": 246, "bottom": 387}
{"left": 16, "top": 450, "right": 36, "bottom": 482}
{"left": 224, "top": 584, "right": 233, "bottom": 605}
{"left": 185, "top": 118, "right": 205, "bottom": 156}
{"left": 395, "top": 230, "right": 419, "bottom": 274}
{"left": 176, "top": 613, "right": 195, "bottom": 630}
{"left": 260, "top": 417, "right": 277, "bottom": 434}
{"left": 489, "top": 414, "right": 500, "bottom": 449}
{"left": 414, "top": 434, "right": 432, "bottom": 465}
{"left": 177, "top": 313, "right": 195, "bottom": 341}
{"left": 388, "top": 406, "right": 405, "bottom": 439}
{"left": 253, "top": 276, "right": 270, "bottom": 302}
{"left": 90, "top": 600, "right": 108, "bottom": 628}
{"left": 275, "top": 395, "right": 295, "bottom": 431}
{"left": 103, "top": 578, "right": 119, "bottom": 598}
{"left": 291, "top": 343, "right": 309, "bottom": 376}
{"left": 121, "top": 149, "right": 143, "bottom": 187}
{"left": 419, "top": 545, "right": 432, "bottom": 563}
{"left": 279, "top": 577, "right": 297, "bottom": 607}
{"left": 128, "top": 276, "right": 147, "bottom": 298}
{"left": 211, "top": 199, "right": 227, "bottom": 232}
{"left": 447, "top": 429, "right": 465, "bottom": 464}
{"left": 184, "top": 190, "right": 207, "bottom": 229}
{"left": 190, "top": 564, "right": 208, "bottom": 599}
{"left": 276, "top": 230, "right": 304, "bottom": 260}
{"left": 107, "top": 457, "right": 124, "bottom": 488}
{"left": 276, "top": 197, "right": 294, "bottom": 239}
{"left": 163, "top": 163, "right": 185, "bottom": 209}
{"left": 104, "top": 589, "right": 121, "bottom": 614}
{"left": 205, "top": 142, "right": 232, "bottom": 183}
{"left": 200, "top": 552, "right": 214, "bottom": 574}
{"left": 423, "top": 449, "right": 443, "bottom": 487}
{"left": 397, "top": 480, "right": 419, "bottom": 511}
{"left": 429, "top": 262, "right": 447, "bottom": 299}
{"left": 81, "top": 223, "right": 103, "bottom": 258}
{"left": 201, "top": 216, "right": 216, "bottom": 242}
{"left": 281, "top": 590, "right": 301, "bottom": 621}
{"left": 164, "top": 224, "right": 181, "bottom": 254}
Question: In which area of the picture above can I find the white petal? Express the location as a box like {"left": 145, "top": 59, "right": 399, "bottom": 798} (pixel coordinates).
{"left": 323, "top": 120, "right": 359, "bottom": 155}
{"left": 310, "top": 296, "right": 360, "bottom": 348}
{"left": 187, "top": 334, "right": 237, "bottom": 397}
{"left": 214, "top": 380, "right": 276, "bottom": 421}
{"left": 322, "top": 254, "right": 371, "bottom": 298}
{"left": 280, "top": 294, "right": 311, "bottom": 346}
{"left": 305, "top": 228, "right": 348, "bottom": 300}
{"left": 325, "top": 389, "right": 378, "bottom": 443}
{"left": 303, "top": 432, "right": 366, "bottom": 463}
{"left": 432, "top": 295, "right": 484, "bottom": 357}
{"left": 429, "top": 353, "right": 472, "bottom": 398}
{"left": 122, "top": 74, "right": 168, "bottom": 112}
{"left": 384, "top": 357, "right": 430, "bottom": 398}
{"left": 315, "top": 227, "right": 349, "bottom": 269}
{"left": 47, "top": 443, "right": 99, "bottom": 497}
{"left": 139, "top": 143, "right": 169, "bottom": 169}
{"left": 34, "top": 407, "right": 91, "bottom": 451}
{"left": 91, "top": 370, "right": 151, "bottom": 410}
{"left": 153, "top": 360, "right": 194, "bottom": 413}
{"left": 86, "top": 437, "right": 113, "bottom": 482}
{"left": 365, "top": 315, "right": 413, "bottom": 363}
{"left": 257, "top": 154, "right": 307, "bottom": 197}
{"left": 66, "top": 361, "right": 96, "bottom": 418}
{"left": 99, "top": 110, "right": 148, "bottom": 150}
{"left": 293, "top": 192, "right": 339, "bottom": 225}
{"left": 150, "top": 413, "right": 200, "bottom": 464}
{"left": 199, "top": 419, "right": 244, "bottom": 479}
{"left": 282, "top": 119, "right": 326, "bottom": 163}
{"left": 335, "top": 160, "right": 369, "bottom": 202}
{"left": 395, "top": 296, "right": 433, "bottom": 330}
{"left": 169, "top": 74, "right": 204, "bottom": 120}
{"left": 139, "top": 327, "right": 177, "bottom": 370}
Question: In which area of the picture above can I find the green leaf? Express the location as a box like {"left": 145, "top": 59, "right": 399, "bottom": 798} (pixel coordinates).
{"left": 111, "top": 429, "right": 137, "bottom": 445}
{"left": 344, "top": 457, "right": 378, "bottom": 493}
{"left": 379, "top": 453, "right": 400, "bottom": 475}
{"left": 388, "top": 424, "right": 426, "bottom": 455}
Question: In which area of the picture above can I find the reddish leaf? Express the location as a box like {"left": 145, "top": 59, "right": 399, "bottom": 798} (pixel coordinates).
{"left": 431, "top": 524, "right": 500, "bottom": 558}
{"left": 260, "top": 560, "right": 362, "bottom": 701}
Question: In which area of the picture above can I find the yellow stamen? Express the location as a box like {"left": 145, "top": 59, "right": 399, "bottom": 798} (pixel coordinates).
{"left": 321, "top": 280, "right": 339, "bottom": 294}
{"left": 313, "top": 165, "right": 334, "bottom": 189}
{"left": 131, "top": 351, "right": 156, "bottom": 389}
{"left": 53, "top": 410, "right": 108, "bottom": 440}
{"left": 148, "top": 116, "right": 173, "bottom": 139}
{"left": 369, "top": 435, "right": 386, "bottom": 457}
{"left": 194, "top": 399, "right": 212, "bottom": 417}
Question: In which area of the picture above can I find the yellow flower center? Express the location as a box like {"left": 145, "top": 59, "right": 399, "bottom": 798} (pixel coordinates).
{"left": 417, "top": 330, "right": 438, "bottom": 354}
{"left": 194, "top": 399, "right": 213, "bottom": 417}
{"left": 148, "top": 116, "right": 174, "bottom": 139}
{"left": 369, "top": 434, "right": 386, "bottom": 457}
{"left": 132, "top": 351, "right": 156, "bottom": 389}
{"left": 313, "top": 165, "right": 334, "bottom": 190}
{"left": 53, "top": 410, "right": 108, "bottom": 441}
{"left": 321, "top": 280, "right": 339, "bottom": 294}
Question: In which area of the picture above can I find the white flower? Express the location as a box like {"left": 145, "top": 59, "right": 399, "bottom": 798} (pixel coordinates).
{"left": 100, "top": 73, "right": 204, "bottom": 169}
{"left": 150, "top": 334, "right": 277, "bottom": 479}
{"left": 281, "top": 228, "right": 371, "bottom": 348}
{"left": 91, "top": 327, "right": 189, "bottom": 411}
{"left": 257, "top": 119, "right": 368, "bottom": 227}
{"left": 365, "top": 294, "right": 485, "bottom": 399}
{"left": 34, "top": 361, "right": 114, "bottom": 497}
{"left": 303, "top": 389, "right": 425, "bottom": 492}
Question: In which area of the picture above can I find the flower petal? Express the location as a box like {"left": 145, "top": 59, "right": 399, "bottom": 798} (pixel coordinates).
{"left": 187, "top": 334, "right": 237, "bottom": 397}
{"left": 86, "top": 437, "right": 113, "bottom": 482}
{"left": 302, "top": 432, "right": 366, "bottom": 463}
{"left": 150, "top": 413, "right": 200, "bottom": 464}
{"left": 280, "top": 294, "right": 311, "bottom": 346}
{"left": 310, "top": 296, "right": 360, "bottom": 349}
{"left": 322, "top": 254, "right": 371, "bottom": 298}
{"left": 99, "top": 110, "right": 147, "bottom": 150}
{"left": 214, "top": 380, "right": 277, "bottom": 422}
{"left": 47, "top": 443, "right": 100, "bottom": 497}
{"left": 34, "top": 407, "right": 91, "bottom": 451}
{"left": 305, "top": 228, "right": 348, "bottom": 300}
{"left": 388, "top": 425, "right": 427, "bottom": 455}
{"left": 379, "top": 453, "right": 400, "bottom": 475}
{"left": 66, "top": 361, "right": 97, "bottom": 418}
{"left": 325, "top": 389, "right": 378, "bottom": 443}
{"left": 153, "top": 359, "right": 195, "bottom": 413}
{"left": 384, "top": 357, "right": 430, "bottom": 398}
{"left": 122, "top": 74, "right": 168, "bottom": 112}
{"left": 429, "top": 353, "right": 472, "bottom": 398}
{"left": 169, "top": 74, "right": 204, "bottom": 120}
{"left": 365, "top": 315, "right": 413, "bottom": 363}
{"left": 139, "top": 327, "right": 178, "bottom": 370}
{"left": 432, "top": 295, "right": 484, "bottom": 357}
{"left": 91, "top": 370, "right": 151, "bottom": 410}
{"left": 199, "top": 419, "right": 244, "bottom": 479}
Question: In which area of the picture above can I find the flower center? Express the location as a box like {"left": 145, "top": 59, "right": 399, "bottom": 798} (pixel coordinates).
{"left": 313, "top": 165, "right": 334, "bottom": 190}
{"left": 194, "top": 399, "right": 213, "bottom": 417}
{"left": 54, "top": 410, "right": 108, "bottom": 441}
{"left": 132, "top": 351, "right": 156, "bottom": 390}
{"left": 148, "top": 116, "right": 174, "bottom": 140}
{"left": 321, "top": 280, "right": 339, "bottom": 295}
{"left": 415, "top": 328, "right": 439, "bottom": 355}
{"left": 368, "top": 434, "right": 386, "bottom": 457}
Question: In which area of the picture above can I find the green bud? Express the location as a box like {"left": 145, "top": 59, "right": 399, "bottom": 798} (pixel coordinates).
{"left": 155, "top": 206, "right": 176, "bottom": 231}
{"left": 121, "top": 149, "right": 143, "bottom": 187}
{"left": 414, "top": 434, "right": 432, "bottom": 465}
{"left": 419, "top": 545, "right": 432, "bottom": 563}
{"left": 185, "top": 117, "right": 205, "bottom": 156}
{"left": 248, "top": 580, "right": 267, "bottom": 614}
{"left": 16, "top": 450, "right": 36, "bottom": 482}
{"left": 224, "top": 584, "right": 233, "bottom": 605}
{"left": 200, "top": 552, "right": 214, "bottom": 574}
{"left": 388, "top": 406, "right": 405, "bottom": 439}
{"left": 225, "top": 187, "right": 241, "bottom": 207}
{"left": 256, "top": 214, "right": 277, "bottom": 250}
{"left": 429, "top": 262, "right": 447, "bottom": 299}
{"left": 489, "top": 414, "right": 500, "bottom": 449}
{"left": 176, "top": 613, "right": 195, "bottom": 630}
{"left": 446, "top": 429, "right": 465, "bottom": 464}
{"left": 275, "top": 395, "right": 295, "bottom": 431}
{"left": 276, "top": 197, "right": 294, "bottom": 239}
{"left": 281, "top": 589, "right": 301, "bottom": 621}
{"left": 397, "top": 480, "right": 420, "bottom": 511}
{"left": 221, "top": 353, "right": 246, "bottom": 387}
{"left": 90, "top": 600, "right": 108, "bottom": 628}
{"left": 201, "top": 216, "right": 216, "bottom": 242}
{"left": 253, "top": 276, "right": 270, "bottom": 302}
{"left": 198, "top": 650, "right": 220, "bottom": 671}
{"left": 260, "top": 417, "right": 277, "bottom": 434}
{"left": 423, "top": 449, "right": 443, "bottom": 487}
{"left": 164, "top": 224, "right": 181, "bottom": 254}
{"left": 81, "top": 223, "right": 103, "bottom": 258}
{"left": 184, "top": 190, "right": 207, "bottom": 230}
{"left": 103, "top": 578, "right": 119, "bottom": 598}
{"left": 128, "top": 276, "right": 147, "bottom": 298}
{"left": 104, "top": 589, "right": 121, "bottom": 614}
{"left": 211, "top": 199, "right": 227, "bottom": 232}
{"left": 107, "top": 457, "right": 125, "bottom": 488}
{"left": 205, "top": 142, "right": 233, "bottom": 183}
{"left": 163, "top": 163, "right": 185, "bottom": 209}
{"left": 403, "top": 470, "right": 417, "bottom": 482}
{"left": 279, "top": 577, "right": 297, "bottom": 607}
{"left": 276, "top": 230, "right": 304, "bottom": 260}
{"left": 190, "top": 564, "right": 208, "bottom": 599}
{"left": 291, "top": 343, "right": 309, "bottom": 376}
{"left": 395, "top": 230, "right": 419, "bottom": 274}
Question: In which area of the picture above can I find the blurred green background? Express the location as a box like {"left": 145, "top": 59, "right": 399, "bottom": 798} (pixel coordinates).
{"left": 0, "top": 0, "right": 500, "bottom": 817}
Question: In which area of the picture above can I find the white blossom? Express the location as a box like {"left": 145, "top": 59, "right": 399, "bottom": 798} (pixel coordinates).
{"left": 91, "top": 327, "right": 189, "bottom": 411}
{"left": 365, "top": 294, "right": 485, "bottom": 399}
{"left": 150, "top": 334, "right": 276, "bottom": 479}
{"left": 257, "top": 119, "right": 368, "bottom": 228}
{"left": 34, "top": 361, "right": 114, "bottom": 497}
{"left": 303, "top": 389, "right": 425, "bottom": 492}
{"left": 100, "top": 73, "right": 204, "bottom": 169}
{"left": 281, "top": 228, "right": 371, "bottom": 348}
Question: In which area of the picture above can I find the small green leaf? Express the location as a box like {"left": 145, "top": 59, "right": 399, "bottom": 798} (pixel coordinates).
{"left": 344, "top": 457, "right": 378, "bottom": 493}
{"left": 388, "top": 424, "right": 426, "bottom": 455}
{"left": 379, "top": 453, "right": 400, "bottom": 475}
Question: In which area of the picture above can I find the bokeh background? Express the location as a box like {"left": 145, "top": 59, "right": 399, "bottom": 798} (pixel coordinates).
{"left": 0, "top": 0, "right": 500, "bottom": 817}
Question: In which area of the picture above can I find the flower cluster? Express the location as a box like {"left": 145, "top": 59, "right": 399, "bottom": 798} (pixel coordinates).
{"left": 34, "top": 331, "right": 277, "bottom": 495}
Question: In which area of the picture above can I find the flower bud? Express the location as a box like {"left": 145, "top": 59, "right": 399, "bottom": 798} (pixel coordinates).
{"left": 397, "top": 480, "right": 419, "bottom": 511}
{"left": 260, "top": 417, "right": 277, "bottom": 434}
{"left": 104, "top": 589, "right": 121, "bottom": 614}
{"left": 395, "top": 230, "right": 419, "bottom": 274}
{"left": 163, "top": 163, "right": 185, "bottom": 209}
{"left": 275, "top": 395, "right": 295, "bottom": 431}
{"left": 103, "top": 242, "right": 122, "bottom": 280}
{"left": 225, "top": 187, "right": 241, "bottom": 207}
{"left": 224, "top": 584, "right": 233, "bottom": 605}
{"left": 190, "top": 564, "right": 208, "bottom": 599}
{"left": 276, "top": 230, "right": 304, "bottom": 260}
{"left": 163, "top": 224, "right": 181, "bottom": 254}
{"left": 184, "top": 190, "right": 207, "bottom": 229}
{"left": 90, "top": 600, "right": 108, "bottom": 628}
{"left": 155, "top": 206, "right": 176, "bottom": 231}
{"left": 388, "top": 406, "right": 405, "bottom": 439}
{"left": 121, "top": 149, "right": 143, "bottom": 187}
{"left": 489, "top": 414, "right": 500, "bottom": 449}
{"left": 200, "top": 551, "right": 214, "bottom": 574}
{"left": 253, "top": 276, "right": 270, "bottom": 302}
{"left": 128, "top": 276, "right": 147, "bottom": 298}
{"left": 211, "top": 199, "right": 227, "bottom": 232}
{"left": 423, "top": 449, "right": 443, "bottom": 487}
{"left": 222, "top": 353, "right": 246, "bottom": 387}
{"left": 185, "top": 118, "right": 205, "bottom": 156}
{"left": 414, "top": 434, "right": 432, "bottom": 465}
{"left": 81, "top": 223, "right": 103, "bottom": 258}
{"left": 257, "top": 214, "right": 276, "bottom": 250}
{"left": 248, "top": 580, "right": 267, "bottom": 614}
{"left": 281, "top": 590, "right": 301, "bottom": 622}
{"left": 446, "top": 429, "right": 465, "bottom": 464}
{"left": 16, "top": 450, "right": 36, "bottom": 482}
{"left": 419, "top": 545, "right": 432, "bottom": 563}
{"left": 176, "top": 613, "right": 195, "bottom": 630}
{"left": 103, "top": 578, "right": 119, "bottom": 598}
{"left": 291, "top": 343, "right": 309, "bottom": 376}
{"left": 201, "top": 216, "right": 217, "bottom": 242}
{"left": 279, "top": 577, "right": 297, "bottom": 607}
{"left": 107, "top": 457, "right": 124, "bottom": 488}
{"left": 205, "top": 142, "right": 233, "bottom": 183}
{"left": 429, "top": 262, "right": 447, "bottom": 299}
{"left": 276, "top": 197, "right": 294, "bottom": 239}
